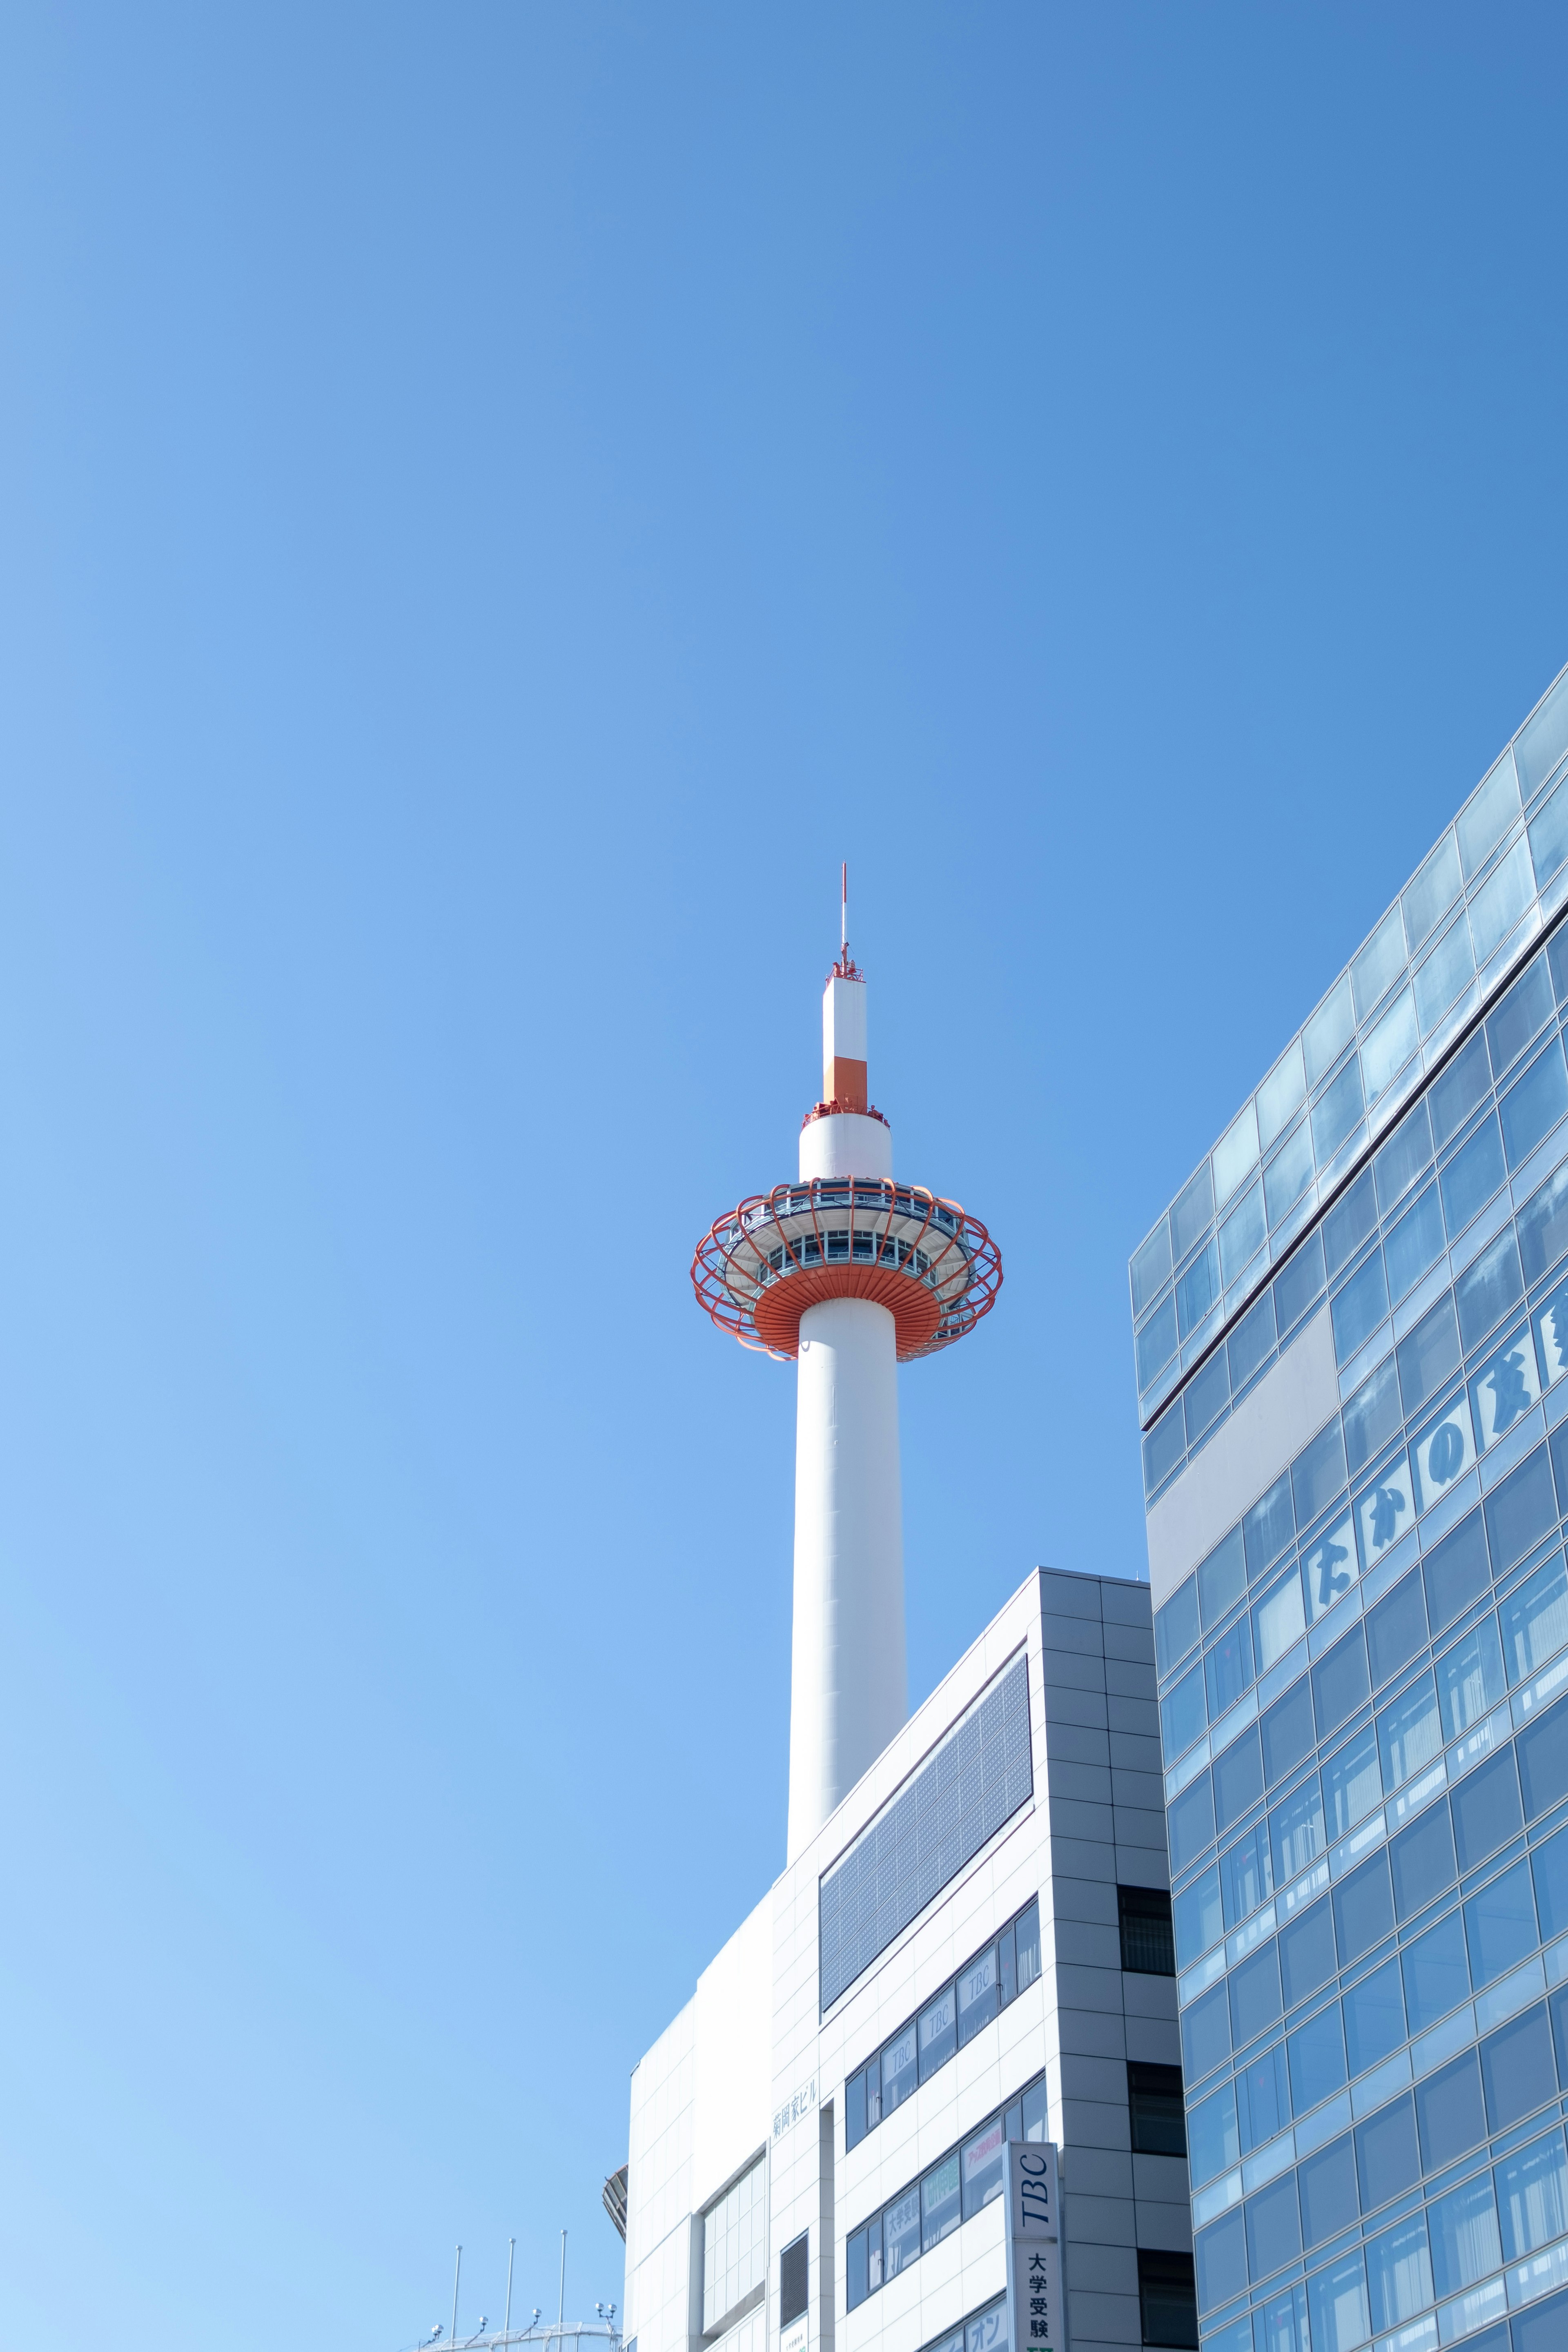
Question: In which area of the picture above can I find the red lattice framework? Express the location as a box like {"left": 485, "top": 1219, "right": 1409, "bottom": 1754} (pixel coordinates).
{"left": 691, "top": 1176, "right": 1003, "bottom": 1363}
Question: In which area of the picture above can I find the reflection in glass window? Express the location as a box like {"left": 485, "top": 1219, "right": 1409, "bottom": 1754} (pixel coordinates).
{"left": 1214, "top": 1102, "right": 1260, "bottom": 1207}
{"left": 1383, "top": 1182, "right": 1444, "bottom": 1304}
{"left": 1234, "top": 2041, "right": 1289, "bottom": 2152}
{"left": 1501, "top": 1552, "right": 1568, "bottom": 1684}
{"left": 1219, "top": 1179, "right": 1267, "bottom": 1285}
{"left": 919, "top": 1982, "right": 956, "bottom": 2078}
{"left": 1486, "top": 952, "right": 1553, "bottom": 1078}
{"left": 1456, "top": 1229, "right": 1524, "bottom": 1353}
{"left": 1460, "top": 751, "right": 1522, "bottom": 881}
{"left": 1500, "top": 1035, "right": 1568, "bottom": 1169}
{"left": 1313, "top": 1056, "right": 1365, "bottom": 1167}
{"left": 1187, "top": 2080, "right": 1238, "bottom": 2187}
{"left": 1171, "top": 1163, "right": 1216, "bottom": 1267}
{"left": 1199, "top": 1526, "right": 1246, "bottom": 1625}
{"left": 1331, "top": 1248, "right": 1388, "bottom": 1366}
{"left": 1287, "top": 2002, "right": 1347, "bottom": 2114}
{"left": 1432, "top": 1033, "right": 1492, "bottom": 1149}
{"left": 1495, "top": 2126, "right": 1568, "bottom": 2261}
{"left": 1176, "top": 1238, "right": 1220, "bottom": 1339}
{"left": 1355, "top": 1454, "right": 1412, "bottom": 1573}
{"left": 1325, "top": 1171, "right": 1377, "bottom": 1278}
{"left": 1258, "top": 1039, "right": 1307, "bottom": 1152}
{"left": 1345, "top": 1356, "right": 1402, "bottom": 1477}
{"left": 1155, "top": 1577, "right": 1200, "bottom": 1675}
{"left": 1397, "top": 1292, "right": 1460, "bottom": 1419}
{"left": 960, "top": 2116, "right": 1005, "bottom": 2220}
{"left": 1521, "top": 1167, "right": 1568, "bottom": 1290}
{"left": 920, "top": 2154, "right": 960, "bottom": 2254}
{"left": 1354, "top": 907, "right": 1407, "bottom": 1023}
{"left": 1484, "top": 1443, "right": 1558, "bottom": 1577}
{"left": 1295, "top": 1420, "right": 1348, "bottom": 1534}
{"left": 1265, "top": 1122, "right": 1316, "bottom": 1230}
{"left": 882, "top": 2024, "right": 918, "bottom": 2116}
{"left": 1517, "top": 674, "right": 1568, "bottom": 799}
{"left": 1427, "top": 2172, "right": 1502, "bottom": 2301}
{"left": 1306, "top": 976, "right": 1356, "bottom": 1091}
{"left": 1184, "top": 1348, "right": 1229, "bottom": 1447}
{"left": 883, "top": 2185, "right": 921, "bottom": 2279}
{"left": 1529, "top": 777, "right": 1568, "bottom": 889}
{"left": 1306, "top": 2249, "right": 1369, "bottom": 2352}
{"left": 1440, "top": 1112, "right": 1506, "bottom": 1236}
{"left": 1271, "top": 1775, "right": 1325, "bottom": 1882}
{"left": 1302, "top": 1512, "right": 1356, "bottom": 1624}
{"left": 1437, "top": 1614, "right": 1506, "bottom": 1739}
{"left": 1205, "top": 1617, "right": 1254, "bottom": 1719}
{"left": 1220, "top": 1822, "right": 1272, "bottom": 1927}
{"left": 1376, "top": 1674, "right": 1440, "bottom": 1790}
{"left": 1450, "top": 1745, "right": 1524, "bottom": 1872}
{"left": 1405, "top": 831, "right": 1463, "bottom": 957}
{"left": 1415, "top": 909, "right": 1476, "bottom": 1039}
{"left": 1131, "top": 1221, "right": 1172, "bottom": 1316}
{"left": 955, "top": 1947, "right": 997, "bottom": 2048}
{"left": 1228, "top": 1288, "right": 1276, "bottom": 1393}
{"left": 1469, "top": 834, "right": 1533, "bottom": 965}
{"left": 1245, "top": 1474, "right": 1295, "bottom": 1578}
{"left": 1375, "top": 1096, "right": 1434, "bottom": 1213}
{"left": 1364, "top": 2213, "right": 1432, "bottom": 2333}
{"left": 1421, "top": 1505, "right": 1489, "bottom": 1634}
{"left": 1362, "top": 987, "right": 1418, "bottom": 1107}
{"left": 1137, "top": 1293, "right": 1178, "bottom": 1389}
{"left": 1411, "top": 1391, "right": 1476, "bottom": 1515}
{"left": 1263, "top": 1678, "right": 1315, "bottom": 1789}
{"left": 1253, "top": 1567, "right": 1305, "bottom": 1674}
{"left": 1471, "top": 1326, "right": 1539, "bottom": 1452}
{"left": 1173, "top": 1867, "right": 1222, "bottom": 1968}
{"left": 1321, "top": 1723, "right": 1381, "bottom": 1839}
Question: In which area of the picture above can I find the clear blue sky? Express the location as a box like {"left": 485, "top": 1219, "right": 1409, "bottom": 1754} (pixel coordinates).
{"left": 1, "top": 5, "right": 1565, "bottom": 2341}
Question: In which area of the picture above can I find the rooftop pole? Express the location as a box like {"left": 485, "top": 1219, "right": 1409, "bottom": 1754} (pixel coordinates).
{"left": 558, "top": 2230, "right": 568, "bottom": 2329}
{"left": 452, "top": 2246, "right": 463, "bottom": 2349}
{"left": 504, "top": 2239, "right": 516, "bottom": 2342}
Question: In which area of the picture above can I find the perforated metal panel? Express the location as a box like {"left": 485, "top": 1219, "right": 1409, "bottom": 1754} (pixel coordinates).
{"left": 817, "top": 1652, "right": 1033, "bottom": 2012}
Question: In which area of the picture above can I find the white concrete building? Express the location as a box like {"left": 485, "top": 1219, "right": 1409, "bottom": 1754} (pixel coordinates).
{"left": 628, "top": 921, "right": 1196, "bottom": 2352}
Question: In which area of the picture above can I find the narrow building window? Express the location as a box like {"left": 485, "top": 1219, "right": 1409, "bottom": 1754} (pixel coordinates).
{"left": 780, "top": 2234, "right": 808, "bottom": 2329}
{"left": 1127, "top": 2062, "right": 1186, "bottom": 2156}
{"left": 1137, "top": 2250, "right": 1198, "bottom": 2349}
{"left": 1118, "top": 1884, "right": 1175, "bottom": 1974}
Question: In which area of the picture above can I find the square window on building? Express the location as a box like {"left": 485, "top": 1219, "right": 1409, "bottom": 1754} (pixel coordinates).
{"left": 1127, "top": 2062, "right": 1186, "bottom": 2155}
{"left": 1118, "top": 1884, "right": 1176, "bottom": 1974}
{"left": 1138, "top": 2250, "right": 1198, "bottom": 2349}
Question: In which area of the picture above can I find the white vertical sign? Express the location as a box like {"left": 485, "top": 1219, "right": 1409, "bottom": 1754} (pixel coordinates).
{"left": 1004, "top": 2141, "right": 1065, "bottom": 2352}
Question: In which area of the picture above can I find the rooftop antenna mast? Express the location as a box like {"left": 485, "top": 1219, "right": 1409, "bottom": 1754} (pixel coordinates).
{"left": 558, "top": 2230, "right": 568, "bottom": 2331}
{"left": 504, "top": 2240, "right": 516, "bottom": 2342}
{"left": 451, "top": 2247, "right": 462, "bottom": 2351}
{"left": 841, "top": 861, "right": 848, "bottom": 956}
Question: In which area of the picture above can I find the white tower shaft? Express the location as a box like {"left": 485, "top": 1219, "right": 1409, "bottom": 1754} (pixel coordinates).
{"left": 786, "top": 960, "right": 908, "bottom": 1861}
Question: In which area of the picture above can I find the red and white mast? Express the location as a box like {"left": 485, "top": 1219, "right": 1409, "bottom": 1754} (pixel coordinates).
{"left": 691, "top": 876, "right": 1002, "bottom": 1861}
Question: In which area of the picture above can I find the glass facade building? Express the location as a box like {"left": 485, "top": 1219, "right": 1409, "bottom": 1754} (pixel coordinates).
{"left": 1134, "top": 663, "right": 1568, "bottom": 2352}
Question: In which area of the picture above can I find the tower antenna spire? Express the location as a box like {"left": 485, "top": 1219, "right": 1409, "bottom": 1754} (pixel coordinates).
{"left": 841, "top": 861, "right": 847, "bottom": 956}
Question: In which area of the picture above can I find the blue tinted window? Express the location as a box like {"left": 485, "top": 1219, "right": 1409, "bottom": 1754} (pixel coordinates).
{"left": 1187, "top": 2080, "right": 1238, "bottom": 2187}
{"left": 1298, "top": 2135, "right": 1359, "bottom": 2251}
{"left": 1415, "top": 2048, "right": 1486, "bottom": 2169}
{"left": 1307, "top": 2250, "right": 1370, "bottom": 2352}
{"left": 1422, "top": 1509, "right": 1490, "bottom": 1637}
{"left": 1228, "top": 1942, "right": 1283, "bottom": 2045}
{"left": 1235, "top": 2041, "right": 1290, "bottom": 2151}
{"left": 1143, "top": 1401, "right": 1185, "bottom": 1496}
{"left": 1383, "top": 1182, "right": 1445, "bottom": 1304}
{"left": 1441, "top": 1114, "right": 1506, "bottom": 1236}
{"left": 1173, "top": 1866, "right": 1222, "bottom": 1967}
{"left": 1185, "top": 1347, "right": 1230, "bottom": 1446}
{"left": 1344, "top": 1357, "right": 1402, "bottom": 1477}
{"left": 1265, "top": 1123, "right": 1315, "bottom": 1229}
{"left": 1456, "top": 1229, "right": 1523, "bottom": 1351}
{"left": 1332, "top": 1250, "right": 1388, "bottom": 1365}
{"left": 1155, "top": 1577, "right": 1200, "bottom": 1675}
{"left": 1402, "top": 1910, "right": 1470, "bottom": 2031}
{"left": 1450, "top": 1746, "right": 1524, "bottom": 1872}
{"left": 1288, "top": 2004, "right": 1354, "bottom": 2117}
{"left": 1220, "top": 1179, "right": 1267, "bottom": 1285}
{"left": 1516, "top": 1688, "right": 1568, "bottom": 1820}
{"left": 1390, "top": 1799, "right": 1455, "bottom": 1920}
{"left": 1229, "top": 1289, "right": 1276, "bottom": 1394}
{"left": 1484, "top": 1445, "right": 1558, "bottom": 1577}
{"left": 1274, "top": 1230, "right": 1326, "bottom": 1336}
{"left": 1245, "top": 1474, "right": 1294, "bottom": 1578}
{"left": 1178, "top": 1239, "right": 1221, "bottom": 1340}
{"left": 1519, "top": 1161, "right": 1568, "bottom": 1286}
{"left": 1375, "top": 1099, "right": 1433, "bottom": 1215}
{"left": 1487, "top": 954, "right": 1554, "bottom": 1078}
{"left": 1245, "top": 2171, "right": 1301, "bottom": 2283}
{"left": 1261, "top": 1677, "right": 1314, "bottom": 1787}
{"left": 1138, "top": 1293, "right": 1179, "bottom": 1389}
{"left": 1354, "top": 2094, "right": 1420, "bottom": 2209}
{"left": 1278, "top": 1894, "right": 1336, "bottom": 2009}
{"left": 1169, "top": 1772, "right": 1216, "bottom": 1875}
{"left": 1431, "top": 1033, "right": 1491, "bottom": 1149}
{"left": 1426, "top": 2172, "right": 1502, "bottom": 2301}
{"left": 1463, "top": 1854, "right": 1537, "bottom": 1987}
{"left": 1271, "top": 1776, "right": 1326, "bottom": 1884}
{"left": 1131, "top": 1222, "right": 1172, "bottom": 1316}
{"left": 1313, "top": 1058, "right": 1365, "bottom": 1166}
{"left": 1312, "top": 1625, "right": 1370, "bottom": 1740}
{"left": 1181, "top": 1976, "right": 1230, "bottom": 2083}
{"left": 1194, "top": 2208, "right": 1247, "bottom": 2314}
{"left": 1213, "top": 1726, "right": 1265, "bottom": 1834}
{"left": 1200, "top": 1527, "right": 1247, "bottom": 1626}
{"left": 1532, "top": 1824, "right": 1568, "bottom": 1942}
{"left": 1220, "top": 1822, "right": 1273, "bottom": 1927}
{"left": 1172, "top": 1163, "right": 1215, "bottom": 1267}
{"left": 1343, "top": 1955, "right": 1405, "bottom": 2074}
{"left": 1397, "top": 1292, "right": 1460, "bottom": 1418}
{"left": 1294, "top": 1419, "right": 1348, "bottom": 1530}
{"left": 1325, "top": 1172, "right": 1378, "bottom": 1278}
{"left": 1205, "top": 1617, "right": 1255, "bottom": 1718}
{"left": 1479, "top": 1998, "right": 1555, "bottom": 2132}
{"left": 1501, "top": 1036, "right": 1568, "bottom": 1169}
{"left": 1160, "top": 1665, "right": 1205, "bottom": 1761}
{"left": 1333, "top": 1851, "right": 1394, "bottom": 1967}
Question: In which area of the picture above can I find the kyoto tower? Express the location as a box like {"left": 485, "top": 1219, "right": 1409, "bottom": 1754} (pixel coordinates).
{"left": 691, "top": 875, "right": 1002, "bottom": 1860}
